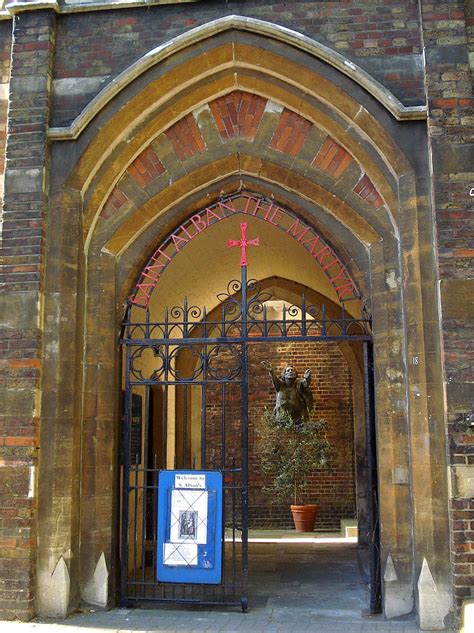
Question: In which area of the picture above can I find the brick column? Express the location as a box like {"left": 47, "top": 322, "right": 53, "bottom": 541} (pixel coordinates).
{"left": 420, "top": 1, "right": 474, "bottom": 627}
{"left": 0, "top": 10, "right": 55, "bottom": 620}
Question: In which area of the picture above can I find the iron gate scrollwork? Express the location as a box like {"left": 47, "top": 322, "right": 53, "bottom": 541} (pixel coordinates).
{"left": 120, "top": 268, "right": 378, "bottom": 611}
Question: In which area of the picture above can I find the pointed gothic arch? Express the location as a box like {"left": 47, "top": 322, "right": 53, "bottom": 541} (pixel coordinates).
{"left": 48, "top": 15, "right": 426, "bottom": 141}
{"left": 36, "top": 16, "right": 451, "bottom": 624}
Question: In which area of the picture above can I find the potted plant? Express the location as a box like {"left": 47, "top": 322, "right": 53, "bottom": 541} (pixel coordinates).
{"left": 260, "top": 409, "right": 331, "bottom": 532}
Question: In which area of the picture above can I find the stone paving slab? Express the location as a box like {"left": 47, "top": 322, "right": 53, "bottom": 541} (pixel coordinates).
{"left": 0, "top": 608, "right": 451, "bottom": 633}
{"left": 0, "top": 542, "right": 453, "bottom": 632}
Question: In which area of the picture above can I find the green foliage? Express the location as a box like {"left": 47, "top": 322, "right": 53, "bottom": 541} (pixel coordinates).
{"left": 259, "top": 410, "right": 331, "bottom": 505}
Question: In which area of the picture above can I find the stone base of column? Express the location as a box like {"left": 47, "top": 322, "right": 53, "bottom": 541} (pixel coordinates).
{"left": 36, "top": 557, "right": 71, "bottom": 618}
{"left": 417, "top": 558, "right": 453, "bottom": 630}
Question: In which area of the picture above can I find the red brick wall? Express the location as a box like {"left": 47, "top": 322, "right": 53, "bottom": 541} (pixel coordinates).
{"left": 467, "top": 2, "right": 474, "bottom": 58}
{"left": 52, "top": 0, "right": 424, "bottom": 126}
{"left": 422, "top": 7, "right": 473, "bottom": 279}
{"left": 205, "top": 340, "right": 355, "bottom": 531}
{"left": 420, "top": 1, "right": 474, "bottom": 619}
{"left": 248, "top": 342, "right": 355, "bottom": 530}
{"left": 0, "top": 11, "right": 55, "bottom": 620}
{"left": 450, "top": 498, "right": 474, "bottom": 609}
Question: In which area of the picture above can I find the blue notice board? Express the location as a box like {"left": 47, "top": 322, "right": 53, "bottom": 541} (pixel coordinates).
{"left": 157, "top": 470, "right": 223, "bottom": 584}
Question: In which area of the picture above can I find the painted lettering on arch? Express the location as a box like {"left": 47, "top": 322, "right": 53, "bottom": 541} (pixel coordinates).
{"left": 129, "top": 193, "right": 358, "bottom": 307}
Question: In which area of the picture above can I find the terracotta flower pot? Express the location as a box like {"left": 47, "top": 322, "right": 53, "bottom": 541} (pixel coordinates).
{"left": 290, "top": 504, "right": 318, "bottom": 532}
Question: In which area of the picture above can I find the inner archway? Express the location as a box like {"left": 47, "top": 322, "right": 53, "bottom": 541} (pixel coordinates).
{"left": 119, "top": 193, "right": 377, "bottom": 613}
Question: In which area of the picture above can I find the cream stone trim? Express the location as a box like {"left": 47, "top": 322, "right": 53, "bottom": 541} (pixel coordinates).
{"left": 0, "top": 0, "right": 197, "bottom": 17}
{"left": 47, "top": 15, "right": 427, "bottom": 140}
{"left": 106, "top": 163, "right": 380, "bottom": 258}
{"left": 4, "top": 0, "right": 59, "bottom": 14}
{"left": 62, "top": 0, "right": 198, "bottom": 13}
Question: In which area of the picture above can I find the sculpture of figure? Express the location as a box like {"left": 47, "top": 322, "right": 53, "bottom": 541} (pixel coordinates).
{"left": 261, "top": 361, "right": 314, "bottom": 424}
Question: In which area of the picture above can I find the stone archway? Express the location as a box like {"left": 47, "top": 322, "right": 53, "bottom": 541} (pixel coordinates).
{"left": 36, "top": 17, "right": 451, "bottom": 628}
{"left": 118, "top": 197, "right": 375, "bottom": 610}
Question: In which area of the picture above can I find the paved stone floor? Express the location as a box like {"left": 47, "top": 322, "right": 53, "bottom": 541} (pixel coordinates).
{"left": 2, "top": 540, "right": 452, "bottom": 632}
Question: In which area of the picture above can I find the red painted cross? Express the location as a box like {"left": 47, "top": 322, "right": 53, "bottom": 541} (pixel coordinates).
{"left": 227, "top": 222, "right": 260, "bottom": 267}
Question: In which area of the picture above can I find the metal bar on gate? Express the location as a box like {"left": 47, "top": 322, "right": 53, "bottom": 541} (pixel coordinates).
{"left": 201, "top": 347, "right": 207, "bottom": 469}
{"left": 133, "top": 454, "right": 139, "bottom": 598}
{"left": 152, "top": 454, "right": 158, "bottom": 601}
{"left": 163, "top": 381, "right": 168, "bottom": 470}
{"left": 145, "top": 306, "right": 150, "bottom": 339}
{"left": 221, "top": 452, "right": 227, "bottom": 603}
{"left": 125, "top": 596, "right": 241, "bottom": 607}
{"left": 221, "top": 383, "right": 226, "bottom": 470}
{"left": 220, "top": 302, "right": 226, "bottom": 337}
{"left": 140, "top": 386, "right": 150, "bottom": 591}
{"left": 120, "top": 345, "right": 132, "bottom": 606}
{"left": 363, "top": 341, "right": 382, "bottom": 614}
{"left": 241, "top": 266, "right": 248, "bottom": 338}
{"left": 301, "top": 294, "right": 307, "bottom": 336}
{"left": 232, "top": 457, "right": 236, "bottom": 597}
{"left": 203, "top": 307, "right": 207, "bottom": 339}
{"left": 124, "top": 304, "right": 131, "bottom": 340}
{"left": 183, "top": 384, "right": 188, "bottom": 468}
{"left": 123, "top": 333, "right": 372, "bottom": 347}
{"left": 240, "top": 266, "right": 249, "bottom": 612}
{"left": 183, "top": 297, "right": 188, "bottom": 338}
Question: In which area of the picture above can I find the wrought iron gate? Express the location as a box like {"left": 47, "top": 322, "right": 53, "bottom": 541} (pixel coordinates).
{"left": 120, "top": 265, "right": 379, "bottom": 611}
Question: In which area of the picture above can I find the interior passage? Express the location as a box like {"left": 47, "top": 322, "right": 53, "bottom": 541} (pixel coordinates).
{"left": 246, "top": 539, "right": 367, "bottom": 616}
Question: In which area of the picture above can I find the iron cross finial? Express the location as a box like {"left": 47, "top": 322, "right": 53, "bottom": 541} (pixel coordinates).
{"left": 227, "top": 222, "right": 260, "bottom": 267}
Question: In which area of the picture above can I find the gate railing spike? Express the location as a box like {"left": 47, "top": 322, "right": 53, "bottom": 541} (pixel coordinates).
{"left": 301, "top": 294, "right": 307, "bottom": 336}
{"left": 123, "top": 304, "right": 132, "bottom": 339}
{"left": 145, "top": 306, "right": 150, "bottom": 338}
{"left": 322, "top": 303, "right": 327, "bottom": 336}
{"left": 183, "top": 297, "right": 188, "bottom": 337}
{"left": 164, "top": 307, "right": 169, "bottom": 339}
{"left": 221, "top": 302, "right": 226, "bottom": 334}
{"left": 282, "top": 303, "right": 287, "bottom": 336}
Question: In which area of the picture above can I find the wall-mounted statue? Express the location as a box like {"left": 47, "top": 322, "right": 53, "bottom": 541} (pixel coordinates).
{"left": 261, "top": 361, "right": 314, "bottom": 424}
